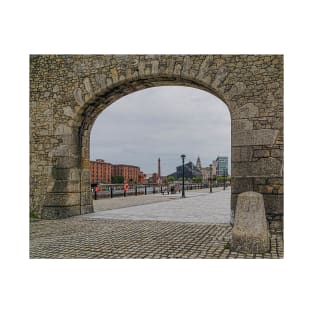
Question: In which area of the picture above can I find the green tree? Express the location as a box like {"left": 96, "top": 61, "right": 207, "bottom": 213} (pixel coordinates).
{"left": 111, "top": 176, "right": 124, "bottom": 184}
{"left": 216, "top": 176, "right": 231, "bottom": 183}
{"left": 192, "top": 177, "right": 202, "bottom": 183}
{"left": 167, "top": 176, "right": 175, "bottom": 183}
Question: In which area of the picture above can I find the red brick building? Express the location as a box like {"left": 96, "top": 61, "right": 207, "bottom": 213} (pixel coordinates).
{"left": 112, "top": 164, "right": 140, "bottom": 183}
{"left": 138, "top": 171, "right": 146, "bottom": 184}
{"left": 90, "top": 159, "right": 112, "bottom": 184}
{"left": 90, "top": 160, "right": 145, "bottom": 184}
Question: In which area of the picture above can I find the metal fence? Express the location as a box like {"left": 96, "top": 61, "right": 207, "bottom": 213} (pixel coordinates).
{"left": 91, "top": 183, "right": 210, "bottom": 200}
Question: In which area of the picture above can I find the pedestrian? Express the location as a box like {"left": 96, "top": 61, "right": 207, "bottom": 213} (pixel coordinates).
{"left": 94, "top": 186, "right": 99, "bottom": 200}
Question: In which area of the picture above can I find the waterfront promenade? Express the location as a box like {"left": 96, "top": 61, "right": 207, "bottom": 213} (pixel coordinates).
{"left": 30, "top": 188, "right": 283, "bottom": 259}
{"left": 91, "top": 187, "right": 230, "bottom": 223}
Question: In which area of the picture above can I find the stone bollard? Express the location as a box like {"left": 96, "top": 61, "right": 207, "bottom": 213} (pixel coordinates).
{"left": 231, "top": 191, "right": 270, "bottom": 254}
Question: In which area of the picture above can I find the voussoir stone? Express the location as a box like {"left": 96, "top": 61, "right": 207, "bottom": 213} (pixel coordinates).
{"left": 231, "top": 191, "right": 270, "bottom": 253}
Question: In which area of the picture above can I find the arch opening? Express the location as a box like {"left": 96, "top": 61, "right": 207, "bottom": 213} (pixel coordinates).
{"left": 85, "top": 85, "right": 231, "bottom": 223}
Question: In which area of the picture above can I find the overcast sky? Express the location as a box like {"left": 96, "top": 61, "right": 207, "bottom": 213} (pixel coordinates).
{"left": 90, "top": 86, "right": 231, "bottom": 175}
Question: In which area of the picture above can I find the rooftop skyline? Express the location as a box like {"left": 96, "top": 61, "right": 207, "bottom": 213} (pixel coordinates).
{"left": 90, "top": 155, "right": 229, "bottom": 176}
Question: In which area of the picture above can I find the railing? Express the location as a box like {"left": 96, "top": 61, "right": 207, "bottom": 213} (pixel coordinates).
{"left": 91, "top": 183, "right": 211, "bottom": 200}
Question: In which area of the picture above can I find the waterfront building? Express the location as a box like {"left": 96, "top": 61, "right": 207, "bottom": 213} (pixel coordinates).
{"left": 169, "top": 161, "right": 202, "bottom": 179}
{"left": 216, "top": 156, "right": 228, "bottom": 176}
{"left": 112, "top": 164, "right": 140, "bottom": 183}
{"left": 90, "top": 159, "right": 144, "bottom": 184}
{"left": 90, "top": 159, "right": 112, "bottom": 184}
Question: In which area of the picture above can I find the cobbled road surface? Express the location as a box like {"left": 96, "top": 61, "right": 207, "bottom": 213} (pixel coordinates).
{"left": 30, "top": 188, "right": 283, "bottom": 259}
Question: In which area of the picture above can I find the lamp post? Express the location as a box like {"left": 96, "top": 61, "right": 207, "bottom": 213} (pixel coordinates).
{"left": 209, "top": 164, "right": 213, "bottom": 193}
{"left": 224, "top": 168, "right": 226, "bottom": 190}
{"left": 181, "top": 154, "right": 186, "bottom": 198}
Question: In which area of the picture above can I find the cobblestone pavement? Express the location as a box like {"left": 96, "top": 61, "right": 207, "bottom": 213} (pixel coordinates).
{"left": 30, "top": 219, "right": 283, "bottom": 259}
{"left": 91, "top": 188, "right": 230, "bottom": 223}
{"left": 30, "top": 188, "right": 283, "bottom": 259}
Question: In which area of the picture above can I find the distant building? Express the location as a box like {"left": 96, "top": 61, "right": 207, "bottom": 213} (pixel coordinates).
{"left": 201, "top": 163, "right": 217, "bottom": 182}
{"left": 195, "top": 156, "right": 202, "bottom": 170}
{"left": 212, "top": 160, "right": 217, "bottom": 177}
{"left": 112, "top": 164, "right": 140, "bottom": 183}
{"left": 216, "top": 156, "right": 228, "bottom": 176}
{"left": 169, "top": 161, "right": 202, "bottom": 179}
{"left": 138, "top": 171, "right": 146, "bottom": 184}
{"left": 90, "top": 160, "right": 145, "bottom": 184}
{"left": 201, "top": 167, "right": 209, "bottom": 182}
{"left": 90, "top": 159, "right": 112, "bottom": 184}
{"left": 145, "top": 173, "right": 158, "bottom": 184}
{"left": 151, "top": 173, "right": 158, "bottom": 184}
{"left": 160, "top": 176, "right": 168, "bottom": 184}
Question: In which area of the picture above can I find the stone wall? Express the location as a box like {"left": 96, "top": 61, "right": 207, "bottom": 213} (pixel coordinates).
{"left": 30, "top": 55, "right": 283, "bottom": 221}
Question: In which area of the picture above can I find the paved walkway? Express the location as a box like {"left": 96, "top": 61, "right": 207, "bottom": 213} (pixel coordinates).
{"left": 90, "top": 188, "right": 230, "bottom": 223}
{"left": 30, "top": 218, "right": 283, "bottom": 259}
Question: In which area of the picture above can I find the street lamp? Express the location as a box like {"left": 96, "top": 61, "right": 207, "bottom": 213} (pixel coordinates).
{"left": 224, "top": 168, "right": 227, "bottom": 190}
{"left": 181, "top": 154, "right": 186, "bottom": 198}
{"left": 209, "top": 164, "right": 213, "bottom": 193}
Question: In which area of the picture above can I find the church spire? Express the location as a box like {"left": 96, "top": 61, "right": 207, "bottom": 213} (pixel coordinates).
{"left": 196, "top": 156, "right": 202, "bottom": 169}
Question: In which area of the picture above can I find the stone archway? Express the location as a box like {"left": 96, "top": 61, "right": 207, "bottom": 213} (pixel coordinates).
{"left": 30, "top": 55, "right": 283, "bottom": 224}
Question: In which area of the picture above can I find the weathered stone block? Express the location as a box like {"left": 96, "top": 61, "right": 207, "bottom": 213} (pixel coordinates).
{"left": 231, "top": 177, "right": 254, "bottom": 194}
{"left": 227, "top": 82, "right": 246, "bottom": 99}
{"left": 49, "top": 143, "right": 79, "bottom": 157}
{"left": 232, "top": 191, "right": 270, "bottom": 253}
{"left": 254, "top": 177, "right": 267, "bottom": 185}
{"left": 272, "top": 185, "right": 283, "bottom": 194}
{"left": 55, "top": 124, "right": 73, "bottom": 136}
{"left": 268, "top": 178, "right": 283, "bottom": 185}
{"left": 232, "top": 146, "right": 253, "bottom": 162}
{"left": 47, "top": 180, "right": 81, "bottom": 193}
{"left": 257, "top": 185, "right": 274, "bottom": 194}
{"left": 81, "top": 169, "right": 91, "bottom": 182}
{"left": 41, "top": 205, "right": 82, "bottom": 219}
{"left": 60, "top": 134, "right": 79, "bottom": 146}
{"left": 232, "top": 158, "right": 282, "bottom": 177}
{"left": 45, "top": 192, "right": 81, "bottom": 206}
{"left": 254, "top": 149, "right": 270, "bottom": 158}
{"left": 263, "top": 194, "right": 284, "bottom": 216}
{"left": 232, "top": 119, "right": 253, "bottom": 130}
{"left": 271, "top": 149, "right": 283, "bottom": 158}
{"left": 232, "top": 129, "right": 279, "bottom": 146}
{"left": 51, "top": 168, "right": 81, "bottom": 181}
{"left": 81, "top": 191, "right": 93, "bottom": 206}
{"left": 53, "top": 156, "right": 80, "bottom": 168}
{"left": 232, "top": 103, "right": 259, "bottom": 119}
